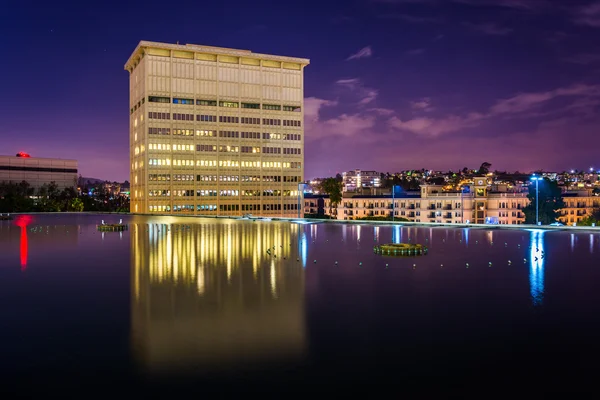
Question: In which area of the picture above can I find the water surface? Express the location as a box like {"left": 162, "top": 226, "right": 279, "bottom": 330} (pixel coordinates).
{"left": 1, "top": 214, "right": 599, "bottom": 394}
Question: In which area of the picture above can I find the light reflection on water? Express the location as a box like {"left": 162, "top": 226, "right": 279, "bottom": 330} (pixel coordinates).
{"left": 2, "top": 214, "right": 600, "bottom": 387}
{"left": 529, "top": 230, "right": 545, "bottom": 306}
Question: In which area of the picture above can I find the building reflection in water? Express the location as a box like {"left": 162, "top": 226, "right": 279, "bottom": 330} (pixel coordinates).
{"left": 529, "top": 230, "right": 545, "bottom": 306}
{"left": 131, "top": 221, "right": 306, "bottom": 375}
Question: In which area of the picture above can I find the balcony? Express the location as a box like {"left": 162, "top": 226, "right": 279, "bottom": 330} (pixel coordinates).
{"left": 428, "top": 212, "right": 436, "bottom": 218}
{"left": 444, "top": 205, "right": 452, "bottom": 210}
{"left": 445, "top": 213, "right": 453, "bottom": 219}
{"left": 408, "top": 205, "right": 415, "bottom": 209}
{"left": 428, "top": 205, "right": 436, "bottom": 210}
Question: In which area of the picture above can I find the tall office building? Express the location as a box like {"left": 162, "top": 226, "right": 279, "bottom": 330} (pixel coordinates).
{"left": 124, "top": 41, "right": 309, "bottom": 216}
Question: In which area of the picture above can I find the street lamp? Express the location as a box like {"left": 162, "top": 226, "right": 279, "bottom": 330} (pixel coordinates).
{"left": 297, "top": 182, "right": 306, "bottom": 218}
{"left": 392, "top": 185, "right": 396, "bottom": 222}
{"left": 531, "top": 175, "right": 542, "bottom": 226}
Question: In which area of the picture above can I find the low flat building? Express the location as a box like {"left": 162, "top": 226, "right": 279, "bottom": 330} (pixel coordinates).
{"left": 319, "top": 176, "right": 599, "bottom": 226}
{"left": 0, "top": 153, "right": 78, "bottom": 191}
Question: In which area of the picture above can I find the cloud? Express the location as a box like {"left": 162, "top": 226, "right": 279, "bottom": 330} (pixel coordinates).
{"left": 464, "top": 22, "right": 513, "bottom": 35}
{"left": 359, "top": 90, "right": 379, "bottom": 105}
{"left": 336, "top": 78, "right": 361, "bottom": 88}
{"left": 304, "top": 97, "right": 377, "bottom": 142}
{"left": 563, "top": 52, "right": 600, "bottom": 65}
{"left": 452, "top": 0, "right": 549, "bottom": 10}
{"left": 389, "top": 113, "right": 485, "bottom": 136}
{"left": 410, "top": 97, "right": 435, "bottom": 112}
{"left": 372, "top": 0, "right": 550, "bottom": 10}
{"left": 390, "top": 83, "right": 600, "bottom": 137}
{"left": 378, "top": 13, "right": 442, "bottom": 23}
{"left": 433, "top": 34, "right": 445, "bottom": 41}
{"left": 405, "top": 48, "right": 426, "bottom": 56}
{"left": 336, "top": 78, "right": 379, "bottom": 106}
{"left": 573, "top": 2, "right": 600, "bottom": 27}
{"left": 489, "top": 83, "right": 600, "bottom": 114}
{"left": 346, "top": 46, "right": 373, "bottom": 61}
{"left": 368, "top": 108, "right": 396, "bottom": 115}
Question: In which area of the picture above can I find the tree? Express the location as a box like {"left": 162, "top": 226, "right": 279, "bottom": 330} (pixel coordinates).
{"left": 578, "top": 209, "right": 600, "bottom": 226}
{"left": 522, "top": 178, "right": 565, "bottom": 225}
{"left": 68, "top": 198, "right": 84, "bottom": 212}
{"left": 319, "top": 177, "right": 343, "bottom": 215}
{"left": 477, "top": 162, "right": 492, "bottom": 175}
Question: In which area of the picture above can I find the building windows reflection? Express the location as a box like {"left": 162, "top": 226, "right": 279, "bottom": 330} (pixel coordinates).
{"left": 131, "top": 221, "right": 306, "bottom": 373}
{"left": 529, "top": 230, "right": 545, "bottom": 306}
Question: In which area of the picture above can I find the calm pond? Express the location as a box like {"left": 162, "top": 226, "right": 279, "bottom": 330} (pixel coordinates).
{"left": 1, "top": 214, "right": 599, "bottom": 394}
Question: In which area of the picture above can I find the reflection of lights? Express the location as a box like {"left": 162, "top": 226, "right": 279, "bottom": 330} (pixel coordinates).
{"left": 464, "top": 228, "right": 469, "bottom": 246}
{"left": 197, "top": 265, "right": 205, "bottom": 294}
{"left": 311, "top": 224, "right": 317, "bottom": 241}
{"left": 571, "top": 233, "right": 575, "bottom": 252}
{"left": 301, "top": 232, "right": 307, "bottom": 268}
{"left": 486, "top": 231, "right": 493, "bottom": 244}
{"left": 357, "top": 225, "right": 361, "bottom": 241}
{"left": 392, "top": 226, "right": 401, "bottom": 244}
{"left": 270, "top": 260, "right": 277, "bottom": 298}
{"left": 374, "top": 226, "right": 379, "bottom": 242}
{"left": 591, "top": 234, "right": 594, "bottom": 254}
{"left": 342, "top": 225, "right": 347, "bottom": 242}
{"left": 14, "top": 215, "right": 32, "bottom": 271}
{"left": 529, "top": 230, "right": 545, "bottom": 306}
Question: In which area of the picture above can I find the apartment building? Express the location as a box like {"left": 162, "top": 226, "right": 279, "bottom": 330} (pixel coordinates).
{"left": 321, "top": 178, "right": 530, "bottom": 225}
{"left": 0, "top": 153, "right": 78, "bottom": 191}
{"left": 559, "top": 190, "right": 600, "bottom": 225}
{"left": 314, "top": 178, "right": 599, "bottom": 226}
{"left": 342, "top": 169, "right": 381, "bottom": 192}
{"left": 125, "top": 41, "right": 309, "bottom": 216}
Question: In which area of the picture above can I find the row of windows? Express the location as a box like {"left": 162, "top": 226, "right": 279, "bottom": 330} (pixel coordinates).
{"left": 148, "top": 190, "right": 299, "bottom": 198}
{"left": 283, "top": 148, "right": 301, "bottom": 155}
{"left": 147, "top": 113, "right": 301, "bottom": 126}
{"left": 198, "top": 114, "right": 217, "bottom": 122}
{"left": 148, "top": 97, "right": 301, "bottom": 112}
{"left": 241, "top": 131, "right": 261, "bottom": 139}
{"left": 263, "top": 147, "right": 281, "bottom": 154}
{"left": 148, "top": 127, "right": 171, "bottom": 135}
{"left": 241, "top": 146, "right": 261, "bottom": 153}
{"left": 149, "top": 174, "right": 301, "bottom": 183}
{"left": 219, "top": 130, "right": 239, "bottom": 138}
{"left": 148, "top": 143, "right": 195, "bottom": 151}
{"left": 241, "top": 117, "right": 260, "bottom": 124}
{"left": 130, "top": 97, "right": 146, "bottom": 114}
{"left": 173, "top": 113, "right": 194, "bottom": 121}
{"left": 197, "top": 145, "right": 216, "bottom": 152}
{"left": 147, "top": 128, "right": 301, "bottom": 140}
{"left": 219, "top": 145, "right": 238, "bottom": 153}
{"left": 149, "top": 159, "right": 302, "bottom": 169}
{"left": 173, "top": 129, "right": 194, "bottom": 136}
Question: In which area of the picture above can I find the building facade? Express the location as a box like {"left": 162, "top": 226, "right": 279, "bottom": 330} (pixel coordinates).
{"left": 342, "top": 169, "right": 381, "bottom": 192}
{"left": 0, "top": 153, "right": 78, "bottom": 191}
{"left": 311, "top": 178, "right": 599, "bottom": 226}
{"left": 125, "top": 41, "right": 309, "bottom": 216}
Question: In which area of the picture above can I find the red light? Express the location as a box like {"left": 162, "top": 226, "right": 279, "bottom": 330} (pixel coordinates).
{"left": 14, "top": 216, "right": 32, "bottom": 271}
{"left": 16, "top": 152, "right": 31, "bottom": 158}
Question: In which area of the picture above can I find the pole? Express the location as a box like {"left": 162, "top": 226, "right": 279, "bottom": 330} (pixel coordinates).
{"left": 297, "top": 183, "right": 302, "bottom": 219}
{"left": 392, "top": 185, "right": 395, "bottom": 222}
{"left": 535, "top": 179, "right": 539, "bottom": 226}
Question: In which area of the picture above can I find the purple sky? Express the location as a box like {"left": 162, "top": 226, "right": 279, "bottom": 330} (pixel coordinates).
{"left": 1, "top": 0, "right": 599, "bottom": 181}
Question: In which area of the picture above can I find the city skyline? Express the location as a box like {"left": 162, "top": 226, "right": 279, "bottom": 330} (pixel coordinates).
{"left": 1, "top": 0, "right": 599, "bottom": 181}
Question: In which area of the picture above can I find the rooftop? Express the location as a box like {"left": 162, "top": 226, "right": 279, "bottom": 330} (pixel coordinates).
{"left": 125, "top": 40, "right": 310, "bottom": 71}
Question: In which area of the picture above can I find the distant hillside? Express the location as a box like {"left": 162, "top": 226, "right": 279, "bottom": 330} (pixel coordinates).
{"left": 79, "top": 177, "right": 105, "bottom": 185}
